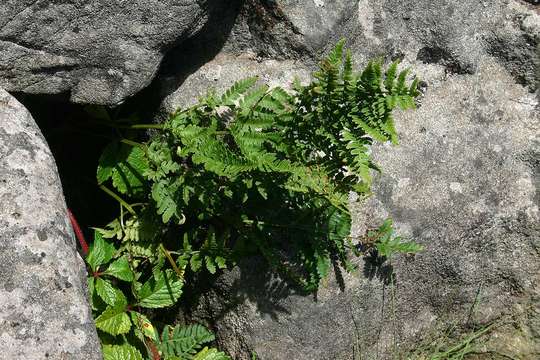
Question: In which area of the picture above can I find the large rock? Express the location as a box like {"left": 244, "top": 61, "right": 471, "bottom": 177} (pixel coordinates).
{"left": 160, "top": 0, "right": 539, "bottom": 114}
{"left": 163, "top": 1, "right": 540, "bottom": 359}
{"left": 189, "top": 59, "right": 540, "bottom": 359}
{"left": 0, "top": 89, "right": 101, "bottom": 359}
{"left": 0, "top": 0, "right": 215, "bottom": 105}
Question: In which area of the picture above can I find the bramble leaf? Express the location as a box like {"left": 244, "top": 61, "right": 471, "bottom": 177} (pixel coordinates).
{"left": 102, "top": 344, "right": 143, "bottom": 360}
{"left": 95, "top": 305, "right": 131, "bottom": 335}
{"left": 137, "top": 269, "right": 183, "bottom": 308}
{"left": 86, "top": 232, "right": 115, "bottom": 272}
{"left": 104, "top": 256, "right": 134, "bottom": 282}
{"left": 95, "top": 278, "right": 126, "bottom": 306}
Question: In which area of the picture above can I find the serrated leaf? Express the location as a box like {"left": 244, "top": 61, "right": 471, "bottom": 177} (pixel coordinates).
{"left": 95, "top": 278, "right": 126, "bottom": 306}
{"left": 87, "top": 277, "right": 96, "bottom": 310}
{"left": 190, "top": 253, "right": 202, "bottom": 272}
{"left": 97, "top": 142, "right": 118, "bottom": 184}
{"left": 86, "top": 231, "right": 115, "bottom": 272}
{"left": 95, "top": 306, "right": 131, "bottom": 336}
{"left": 137, "top": 269, "right": 183, "bottom": 308}
{"left": 130, "top": 311, "right": 158, "bottom": 341}
{"left": 111, "top": 145, "right": 149, "bottom": 195}
{"left": 205, "top": 257, "right": 217, "bottom": 274}
{"left": 215, "top": 256, "right": 227, "bottom": 269}
{"left": 105, "top": 256, "right": 134, "bottom": 282}
{"left": 102, "top": 344, "right": 143, "bottom": 360}
{"left": 221, "top": 76, "right": 258, "bottom": 105}
{"left": 316, "top": 252, "right": 330, "bottom": 279}
{"left": 152, "top": 179, "right": 184, "bottom": 223}
{"left": 193, "top": 347, "right": 231, "bottom": 360}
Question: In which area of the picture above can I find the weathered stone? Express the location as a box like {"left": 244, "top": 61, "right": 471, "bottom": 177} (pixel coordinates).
{"left": 0, "top": 0, "right": 215, "bottom": 105}
{"left": 163, "top": 1, "right": 540, "bottom": 359}
{"left": 188, "top": 58, "right": 540, "bottom": 360}
{"left": 162, "top": 52, "right": 312, "bottom": 114}
{"left": 0, "top": 89, "right": 101, "bottom": 359}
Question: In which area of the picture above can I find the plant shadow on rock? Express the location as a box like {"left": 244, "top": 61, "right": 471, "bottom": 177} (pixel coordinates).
{"left": 362, "top": 252, "right": 395, "bottom": 286}
{"left": 416, "top": 45, "right": 475, "bottom": 75}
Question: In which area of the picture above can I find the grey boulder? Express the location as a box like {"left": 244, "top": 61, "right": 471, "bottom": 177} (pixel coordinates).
{"left": 170, "top": 1, "right": 540, "bottom": 359}
{"left": 0, "top": 89, "right": 101, "bottom": 359}
{"left": 0, "top": 0, "right": 213, "bottom": 105}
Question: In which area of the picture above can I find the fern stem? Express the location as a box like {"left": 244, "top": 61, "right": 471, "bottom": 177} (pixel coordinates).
{"left": 129, "top": 123, "right": 164, "bottom": 130}
{"left": 120, "top": 138, "right": 146, "bottom": 148}
{"left": 159, "top": 243, "right": 185, "bottom": 279}
{"left": 98, "top": 184, "right": 136, "bottom": 215}
{"left": 94, "top": 120, "right": 165, "bottom": 130}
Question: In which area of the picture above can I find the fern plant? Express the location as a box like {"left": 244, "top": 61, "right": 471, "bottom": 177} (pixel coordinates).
{"left": 87, "top": 40, "right": 422, "bottom": 358}
{"left": 85, "top": 233, "right": 229, "bottom": 360}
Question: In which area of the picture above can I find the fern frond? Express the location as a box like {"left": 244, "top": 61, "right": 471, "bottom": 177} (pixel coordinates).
{"left": 384, "top": 60, "right": 399, "bottom": 93}
{"left": 151, "top": 179, "right": 184, "bottom": 224}
{"left": 158, "top": 324, "right": 215, "bottom": 358}
{"left": 221, "top": 77, "right": 258, "bottom": 105}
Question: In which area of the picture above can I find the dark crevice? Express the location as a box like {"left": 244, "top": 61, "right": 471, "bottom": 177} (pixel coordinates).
{"left": 13, "top": 92, "right": 119, "bottom": 239}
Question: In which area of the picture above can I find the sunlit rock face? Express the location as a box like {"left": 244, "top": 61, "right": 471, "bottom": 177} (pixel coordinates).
{"left": 164, "top": 1, "right": 539, "bottom": 359}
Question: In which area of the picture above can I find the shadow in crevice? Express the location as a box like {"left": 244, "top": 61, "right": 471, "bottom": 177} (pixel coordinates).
{"left": 12, "top": 92, "right": 119, "bottom": 238}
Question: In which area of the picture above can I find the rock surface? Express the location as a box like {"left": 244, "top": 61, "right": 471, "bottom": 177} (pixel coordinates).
{"left": 190, "top": 60, "right": 540, "bottom": 359}
{"left": 163, "top": 1, "right": 540, "bottom": 359}
{"left": 161, "top": 0, "right": 539, "bottom": 113}
{"left": 0, "top": 0, "right": 213, "bottom": 105}
{"left": 0, "top": 90, "right": 101, "bottom": 359}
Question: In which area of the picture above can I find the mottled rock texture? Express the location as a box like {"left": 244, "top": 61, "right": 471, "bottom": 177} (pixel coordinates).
{"left": 0, "top": 0, "right": 213, "bottom": 105}
{"left": 161, "top": 0, "right": 539, "bottom": 114}
{"left": 161, "top": 1, "right": 540, "bottom": 359}
{"left": 1, "top": 0, "right": 539, "bottom": 359}
{"left": 0, "top": 89, "right": 101, "bottom": 359}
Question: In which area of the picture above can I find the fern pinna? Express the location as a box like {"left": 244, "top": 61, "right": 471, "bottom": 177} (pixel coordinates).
{"left": 89, "top": 40, "right": 421, "bottom": 359}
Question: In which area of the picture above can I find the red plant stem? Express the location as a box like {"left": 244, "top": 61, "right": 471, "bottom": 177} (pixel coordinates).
{"left": 67, "top": 208, "right": 89, "bottom": 256}
{"left": 146, "top": 338, "right": 161, "bottom": 360}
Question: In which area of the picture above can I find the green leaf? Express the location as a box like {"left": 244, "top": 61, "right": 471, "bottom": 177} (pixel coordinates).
{"left": 102, "top": 344, "right": 143, "bottom": 360}
{"left": 190, "top": 253, "right": 202, "bottom": 272}
{"left": 87, "top": 277, "right": 97, "bottom": 310}
{"left": 95, "top": 278, "right": 126, "bottom": 306}
{"left": 97, "top": 142, "right": 118, "bottom": 184}
{"left": 130, "top": 311, "right": 158, "bottom": 341}
{"left": 95, "top": 277, "right": 117, "bottom": 305}
{"left": 316, "top": 251, "right": 331, "bottom": 279}
{"left": 193, "top": 347, "right": 231, "bottom": 360}
{"left": 384, "top": 61, "right": 399, "bottom": 92}
{"left": 86, "top": 232, "right": 115, "bottom": 272}
{"left": 205, "top": 257, "right": 217, "bottom": 274}
{"left": 372, "top": 219, "right": 424, "bottom": 258}
{"left": 152, "top": 179, "right": 184, "bottom": 224}
{"left": 159, "top": 324, "right": 215, "bottom": 358}
{"left": 221, "top": 77, "right": 258, "bottom": 105}
{"left": 111, "top": 145, "right": 149, "bottom": 196}
{"left": 95, "top": 305, "right": 131, "bottom": 336}
{"left": 104, "top": 256, "right": 134, "bottom": 282}
{"left": 137, "top": 269, "right": 183, "bottom": 308}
